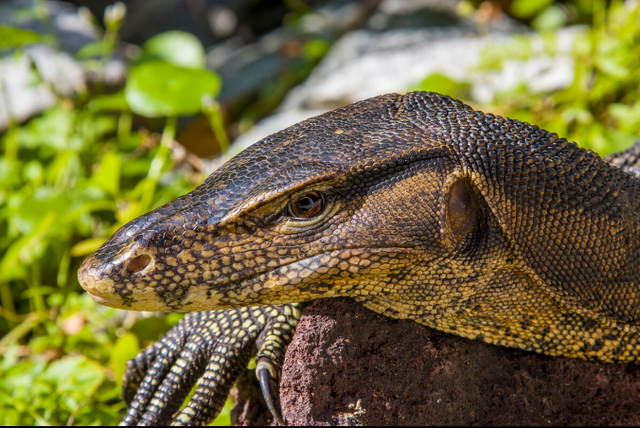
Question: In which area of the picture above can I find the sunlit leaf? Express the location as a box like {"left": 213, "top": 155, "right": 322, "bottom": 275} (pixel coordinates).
{"left": 510, "top": 0, "right": 554, "bottom": 18}
{"left": 609, "top": 102, "right": 640, "bottom": 132}
{"left": 531, "top": 5, "right": 567, "bottom": 31}
{"left": 0, "top": 25, "right": 41, "bottom": 49}
{"left": 596, "top": 56, "right": 629, "bottom": 79}
{"left": 70, "top": 238, "right": 107, "bottom": 257}
{"left": 75, "top": 41, "right": 107, "bottom": 59}
{"left": 210, "top": 398, "right": 235, "bottom": 426}
{"left": 91, "top": 152, "right": 121, "bottom": 195}
{"left": 22, "top": 160, "right": 44, "bottom": 185}
{"left": 414, "top": 74, "right": 472, "bottom": 100}
{"left": 125, "top": 60, "right": 221, "bottom": 117}
{"left": 111, "top": 333, "right": 139, "bottom": 388}
{"left": 141, "top": 31, "right": 206, "bottom": 69}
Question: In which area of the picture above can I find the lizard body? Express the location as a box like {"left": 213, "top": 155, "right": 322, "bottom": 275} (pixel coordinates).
{"left": 78, "top": 92, "right": 640, "bottom": 425}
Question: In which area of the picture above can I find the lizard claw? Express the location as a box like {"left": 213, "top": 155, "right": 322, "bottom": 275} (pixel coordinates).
{"left": 253, "top": 303, "right": 304, "bottom": 426}
{"left": 257, "top": 359, "right": 285, "bottom": 425}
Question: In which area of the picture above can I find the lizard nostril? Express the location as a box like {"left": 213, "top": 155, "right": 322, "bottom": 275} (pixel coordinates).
{"left": 127, "top": 255, "right": 151, "bottom": 273}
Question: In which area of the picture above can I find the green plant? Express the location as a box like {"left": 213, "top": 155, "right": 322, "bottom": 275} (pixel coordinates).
{"left": 425, "top": 0, "right": 640, "bottom": 156}
{"left": 494, "top": 0, "right": 639, "bottom": 155}
{"left": 0, "top": 3, "right": 233, "bottom": 425}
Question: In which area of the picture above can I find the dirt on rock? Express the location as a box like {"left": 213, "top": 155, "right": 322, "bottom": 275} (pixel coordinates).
{"left": 268, "top": 298, "right": 640, "bottom": 426}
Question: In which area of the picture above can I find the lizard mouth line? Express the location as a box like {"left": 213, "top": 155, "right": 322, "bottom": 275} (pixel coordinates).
{"left": 86, "top": 291, "right": 121, "bottom": 306}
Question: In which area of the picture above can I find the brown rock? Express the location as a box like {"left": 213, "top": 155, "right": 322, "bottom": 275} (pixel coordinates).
{"left": 277, "top": 298, "right": 640, "bottom": 426}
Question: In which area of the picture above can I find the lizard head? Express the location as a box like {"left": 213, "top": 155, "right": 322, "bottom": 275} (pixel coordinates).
{"left": 79, "top": 91, "right": 639, "bottom": 338}
{"left": 78, "top": 91, "right": 515, "bottom": 314}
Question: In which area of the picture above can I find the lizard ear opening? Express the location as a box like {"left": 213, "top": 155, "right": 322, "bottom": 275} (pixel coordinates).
{"left": 445, "top": 176, "right": 480, "bottom": 241}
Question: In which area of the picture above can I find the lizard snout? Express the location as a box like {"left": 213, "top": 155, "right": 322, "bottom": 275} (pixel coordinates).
{"left": 78, "top": 245, "right": 161, "bottom": 309}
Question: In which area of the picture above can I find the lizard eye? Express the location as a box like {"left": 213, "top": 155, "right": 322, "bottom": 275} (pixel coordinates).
{"left": 288, "top": 191, "right": 325, "bottom": 219}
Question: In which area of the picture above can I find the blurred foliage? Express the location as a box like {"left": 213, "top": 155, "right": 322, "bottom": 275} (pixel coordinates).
{"left": 414, "top": 74, "right": 473, "bottom": 101}
{"left": 0, "top": 26, "right": 42, "bottom": 49}
{"left": 422, "top": 0, "right": 639, "bottom": 155}
{"left": 509, "top": 0, "right": 602, "bottom": 30}
{"left": 0, "top": 2, "right": 230, "bottom": 425}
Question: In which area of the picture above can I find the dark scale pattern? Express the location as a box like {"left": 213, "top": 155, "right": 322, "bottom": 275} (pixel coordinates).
{"left": 78, "top": 92, "right": 640, "bottom": 425}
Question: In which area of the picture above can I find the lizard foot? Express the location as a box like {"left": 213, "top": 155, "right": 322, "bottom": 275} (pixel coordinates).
{"left": 120, "top": 304, "right": 302, "bottom": 426}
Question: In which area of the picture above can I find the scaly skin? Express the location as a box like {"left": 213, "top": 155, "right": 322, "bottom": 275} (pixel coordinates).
{"left": 78, "top": 92, "right": 640, "bottom": 425}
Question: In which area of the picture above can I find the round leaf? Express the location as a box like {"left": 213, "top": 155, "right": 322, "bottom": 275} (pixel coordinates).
{"left": 125, "top": 60, "right": 221, "bottom": 117}
{"left": 0, "top": 25, "right": 41, "bottom": 50}
{"left": 141, "top": 31, "right": 206, "bottom": 69}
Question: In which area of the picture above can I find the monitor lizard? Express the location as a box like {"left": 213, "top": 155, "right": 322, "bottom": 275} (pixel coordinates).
{"left": 77, "top": 92, "right": 640, "bottom": 426}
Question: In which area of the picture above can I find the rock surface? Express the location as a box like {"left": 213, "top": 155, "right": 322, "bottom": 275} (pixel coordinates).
{"left": 270, "top": 298, "right": 640, "bottom": 426}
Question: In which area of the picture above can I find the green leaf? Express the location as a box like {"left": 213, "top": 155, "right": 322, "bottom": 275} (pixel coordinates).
{"left": 22, "top": 160, "right": 43, "bottom": 185}
{"left": 141, "top": 31, "right": 206, "bottom": 69}
{"left": 414, "top": 74, "right": 471, "bottom": 100}
{"left": 110, "top": 333, "right": 139, "bottom": 388}
{"left": 165, "top": 312, "right": 185, "bottom": 326}
{"left": 609, "top": 102, "right": 640, "bottom": 132}
{"left": 125, "top": 60, "right": 221, "bottom": 118}
{"left": 596, "top": 56, "right": 629, "bottom": 79}
{"left": 531, "top": 5, "right": 567, "bottom": 31}
{"left": 75, "top": 41, "right": 108, "bottom": 59}
{"left": 510, "top": 0, "right": 554, "bottom": 18}
{"left": 90, "top": 152, "right": 121, "bottom": 195}
{"left": 70, "top": 237, "right": 107, "bottom": 257}
{"left": 210, "top": 398, "right": 234, "bottom": 426}
{"left": 0, "top": 25, "right": 41, "bottom": 50}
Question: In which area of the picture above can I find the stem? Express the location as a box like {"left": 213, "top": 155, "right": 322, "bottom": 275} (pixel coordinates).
{"left": 35, "top": 0, "right": 60, "bottom": 51}
{"left": 139, "top": 116, "right": 176, "bottom": 212}
{"left": 30, "top": 262, "right": 46, "bottom": 316}
{"left": 117, "top": 112, "right": 132, "bottom": 141}
{"left": 57, "top": 246, "right": 71, "bottom": 288}
{"left": 0, "top": 283, "right": 18, "bottom": 327}
{"left": 203, "top": 99, "right": 230, "bottom": 153}
{"left": 0, "top": 313, "right": 40, "bottom": 350}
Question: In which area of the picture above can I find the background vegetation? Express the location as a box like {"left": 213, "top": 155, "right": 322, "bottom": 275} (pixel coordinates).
{"left": 422, "top": 0, "right": 640, "bottom": 156}
{"left": 0, "top": 0, "right": 638, "bottom": 425}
